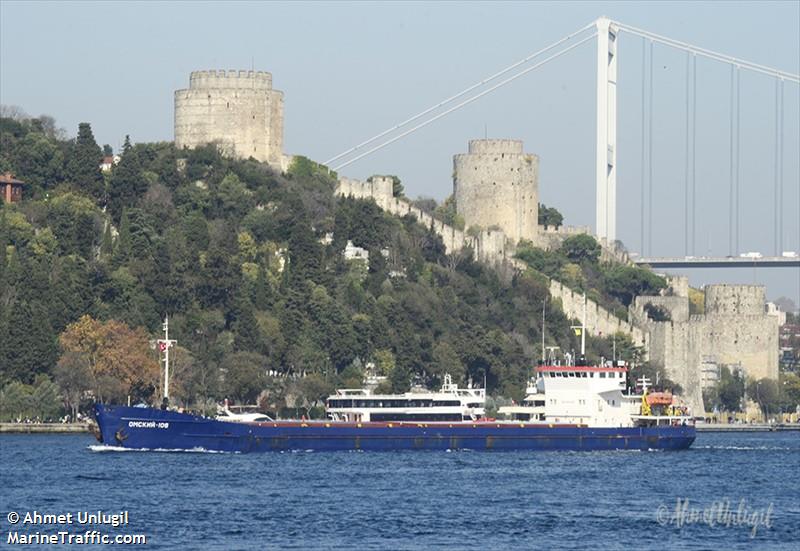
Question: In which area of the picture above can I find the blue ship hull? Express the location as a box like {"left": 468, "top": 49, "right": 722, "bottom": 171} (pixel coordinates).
{"left": 94, "top": 404, "right": 695, "bottom": 453}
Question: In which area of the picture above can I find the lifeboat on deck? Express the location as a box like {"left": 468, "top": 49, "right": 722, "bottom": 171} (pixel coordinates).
{"left": 646, "top": 392, "right": 674, "bottom": 406}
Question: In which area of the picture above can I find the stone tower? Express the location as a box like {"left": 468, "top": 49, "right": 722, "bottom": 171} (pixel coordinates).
{"left": 174, "top": 70, "right": 284, "bottom": 167}
{"left": 453, "top": 139, "right": 539, "bottom": 244}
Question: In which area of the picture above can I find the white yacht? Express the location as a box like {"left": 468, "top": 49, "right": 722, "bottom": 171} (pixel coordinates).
{"left": 216, "top": 403, "right": 274, "bottom": 423}
{"left": 326, "top": 374, "right": 485, "bottom": 422}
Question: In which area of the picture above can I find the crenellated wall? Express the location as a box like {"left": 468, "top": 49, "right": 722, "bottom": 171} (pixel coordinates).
{"left": 174, "top": 69, "right": 284, "bottom": 167}
{"left": 550, "top": 280, "right": 647, "bottom": 347}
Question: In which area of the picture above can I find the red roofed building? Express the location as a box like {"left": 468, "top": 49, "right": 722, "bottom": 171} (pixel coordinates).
{"left": 0, "top": 172, "right": 25, "bottom": 203}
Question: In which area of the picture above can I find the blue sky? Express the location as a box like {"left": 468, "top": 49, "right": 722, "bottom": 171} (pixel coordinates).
{"left": 1, "top": 1, "right": 798, "bottom": 303}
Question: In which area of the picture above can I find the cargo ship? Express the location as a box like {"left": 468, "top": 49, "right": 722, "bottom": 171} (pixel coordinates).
{"left": 93, "top": 319, "right": 695, "bottom": 453}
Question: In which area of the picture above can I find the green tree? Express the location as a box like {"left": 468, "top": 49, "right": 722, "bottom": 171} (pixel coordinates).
{"left": 107, "top": 136, "right": 146, "bottom": 223}
{"left": 603, "top": 265, "right": 667, "bottom": 307}
{"left": 47, "top": 193, "right": 99, "bottom": 259}
{"left": 100, "top": 222, "right": 114, "bottom": 259}
{"left": 434, "top": 194, "right": 465, "bottom": 230}
{"left": 65, "top": 123, "right": 104, "bottom": 203}
{"left": 12, "top": 131, "right": 65, "bottom": 194}
{"left": 54, "top": 351, "right": 92, "bottom": 421}
{"left": 221, "top": 352, "right": 267, "bottom": 404}
{"left": 285, "top": 211, "right": 322, "bottom": 287}
{"left": 747, "top": 377, "right": 780, "bottom": 419}
{"left": 232, "top": 300, "right": 262, "bottom": 353}
{"left": 294, "top": 373, "right": 335, "bottom": 417}
{"left": 114, "top": 208, "right": 132, "bottom": 263}
{"left": 30, "top": 375, "right": 62, "bottom": 421}
{"left": 715, "top": 366, "right": 745, "bottom": 413}
{"left": 560, "top": 234, "right": 601, "bottom": 264}
{"left": 216, "top": 173, "right": 253, "bottom": 219}
{"left": 538, "top": 203, "right": 564, "bottom": 228}
{"left": 1, "top": 300, "right": 58, "bottom": 384}
{"left": 0, "top": 381, "right": 33, "bottom": 421}
{"left": 430, "top": 341, "right": 464, "bottom": 386}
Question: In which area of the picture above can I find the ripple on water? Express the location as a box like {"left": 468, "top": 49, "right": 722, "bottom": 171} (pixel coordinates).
{"left": 0, "top": 432, "right": 797, "bottom": 550}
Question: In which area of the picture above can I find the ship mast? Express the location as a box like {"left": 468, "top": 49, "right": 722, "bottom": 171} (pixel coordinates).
{"left": 157, "top": 316, "right": 177, "bottom": 403}
{"left": 570, "top": 294, "right": 588, "bottom": 358}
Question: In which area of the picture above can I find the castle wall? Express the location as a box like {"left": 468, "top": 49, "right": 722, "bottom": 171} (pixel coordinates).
{"left": 550, "top": 280, "right": 647, "bottom": 348}
{"left": 174, "top": 70, "right": 284, "bottom": 167}
{"left": 453, "top": 139, "right": 538, "bottom": 245}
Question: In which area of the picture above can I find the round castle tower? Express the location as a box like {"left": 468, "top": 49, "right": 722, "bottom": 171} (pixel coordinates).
{"left": 704, "top": 285, "right": 766, "bottom": 316}
{"left": 453, "top": 139, "right": 539, "bottom": 244}
{"left": 174, "top": 70, "right": 284, "bottom": 167}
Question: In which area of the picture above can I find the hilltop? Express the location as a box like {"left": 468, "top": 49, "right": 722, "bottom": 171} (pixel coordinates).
{"left": 0, "top": 115, "right": 671, "bottom": 419}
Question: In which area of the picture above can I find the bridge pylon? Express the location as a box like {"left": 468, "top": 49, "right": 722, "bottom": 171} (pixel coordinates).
{"left": 596, "top": 16, "right": 618, "bottom": 245}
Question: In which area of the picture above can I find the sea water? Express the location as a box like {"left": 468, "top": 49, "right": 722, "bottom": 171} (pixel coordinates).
{"left": 1, "top": 431, "right": 798, "bottom": 550}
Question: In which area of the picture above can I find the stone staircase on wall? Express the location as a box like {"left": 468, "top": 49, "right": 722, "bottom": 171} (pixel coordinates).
{"left": 335, "top": 176, "right": 647, "bottom": 350}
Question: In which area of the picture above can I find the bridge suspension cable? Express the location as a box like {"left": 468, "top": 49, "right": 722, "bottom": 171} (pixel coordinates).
{"left": 735, "top": 66, "right": 741, "bottom": 255}
{"left": 615, "top": 22, "right": 800, "bottom": 82}
{"left": 332, "top": 31, "right": 596, "bottom": 171}
{"left": 640, "top": 37, "right": 646, "bottom": 255}
{"left": 684, "top": 51, "right": 690, "bottom": 257}
{"left": 648, "top": 40, "right": 654, "bottom": 256}
{"left": 325, "top": 21, "right": 597, "bottom": 167}
{"left": 777, "top": 79, "right": 785, "bottom": 254}
{"left": 691, "top": 53, "right": 696, "bottom": 256}
{"left": 728, "top": 65, "right": 735, "bottom": 257}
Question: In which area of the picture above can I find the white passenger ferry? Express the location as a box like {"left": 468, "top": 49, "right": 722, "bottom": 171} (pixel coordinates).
{"left": 326, "top": 374, "right": 485, "bottom": 422}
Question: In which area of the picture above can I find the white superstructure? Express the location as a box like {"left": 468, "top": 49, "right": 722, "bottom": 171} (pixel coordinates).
{"left": 326, "top": 374, "right": 485, "bottom": 422}
{"left": 500, "top": 360, "right": 692, "bottom": 428}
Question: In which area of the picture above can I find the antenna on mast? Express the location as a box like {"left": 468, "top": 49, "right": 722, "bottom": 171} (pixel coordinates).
{"left": 541, "top": 297, "right": 547, "bottom": 363}
{"left": 158, "top": 316, "right": 177, "bottom": 408}
{"left": 570, "top": 294, "right": 588, "bottom": 358}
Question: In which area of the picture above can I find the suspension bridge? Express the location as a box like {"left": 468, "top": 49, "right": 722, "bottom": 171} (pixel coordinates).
{"left": 327, "top": 17, "right": 799, "bottom": 269}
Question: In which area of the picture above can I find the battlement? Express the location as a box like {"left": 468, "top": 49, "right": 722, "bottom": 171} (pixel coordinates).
{"left": 704, "top": 284, "right": 766, "bottom": 316}
{"left": 539, "top": 224, "right": 591, "bottom": 235}
{"left": 466, "top": 139, "right": 524, "bottom": 155}
{"left": 188, "top": 70, "right": 272, "bottom": 90}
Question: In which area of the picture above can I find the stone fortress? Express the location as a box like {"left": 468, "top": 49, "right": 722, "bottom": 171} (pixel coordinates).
{"left": 174, "top": 70, "right": 287, "bottom": 169}
{"left": 173, "top": 70, "right": 782, "bottom": 414}
{"left": 630, "top": 278, "right": 780, "bottom": 413}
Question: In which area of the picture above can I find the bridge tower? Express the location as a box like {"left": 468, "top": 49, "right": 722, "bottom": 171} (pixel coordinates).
{"left": 595, "top": 17, "right": 618, "bottom": 245}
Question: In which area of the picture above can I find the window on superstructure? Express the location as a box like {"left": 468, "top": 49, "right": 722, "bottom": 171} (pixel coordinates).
{"left": 599, "top": 372, "right": 606, "bottom": 378}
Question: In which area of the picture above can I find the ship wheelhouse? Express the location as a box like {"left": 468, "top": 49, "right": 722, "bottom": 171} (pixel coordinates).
{"left": 326, "top": 374, "right": 486, "bottom": 423}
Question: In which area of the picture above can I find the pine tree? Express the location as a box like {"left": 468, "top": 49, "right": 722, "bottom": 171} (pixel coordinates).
{"left": 113, "top": 208, "right": 132, "bottom": 264}
{"left": 2, "top": 300, "right": 58, "bottom": 384}
{"left": 253, "top": 263, "right": 272, "bottom": 310}
{"left": 233, "top": 299, "right": 262, "bottom": 353}
{"left": 66, "top": 123, "right": 105, "bottom": 204}
{"left": 107, "top": 135, "right": 144, "bottom": 223}
{"left": 100, "top": 222, "right": 114, "bottom": 259}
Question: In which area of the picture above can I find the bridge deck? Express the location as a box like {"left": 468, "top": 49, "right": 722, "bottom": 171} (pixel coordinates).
{"left": 634, "top": 257, "right": 800, "bottom": 268}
